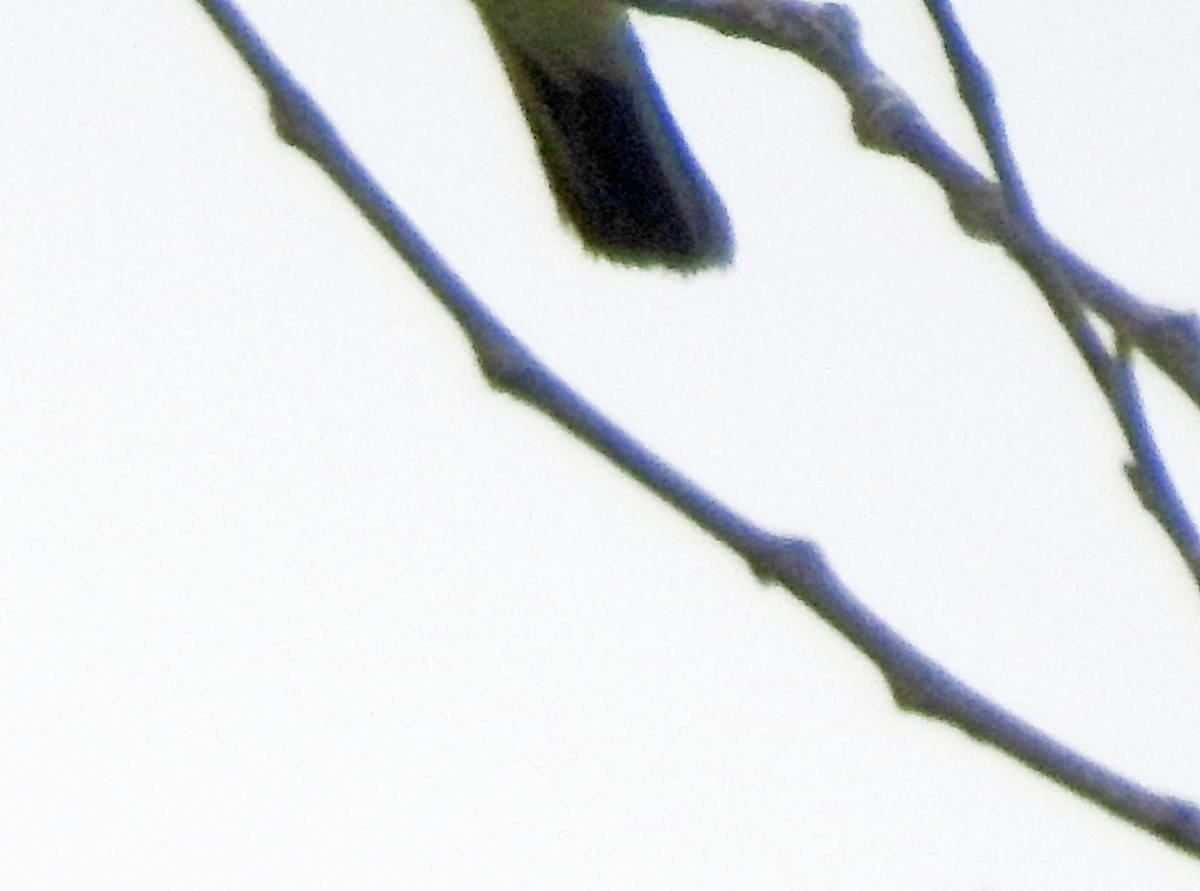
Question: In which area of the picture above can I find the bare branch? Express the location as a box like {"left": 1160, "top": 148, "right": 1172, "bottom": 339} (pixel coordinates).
{"left": 920, "top": 0, "right": 1034, "bottom": 218}
{"left": 631, "top": 0, "right": 1200, "bottom": 583}
{"left": 193, "top": 0, "right": 1200, "bottom": 856}
{"left": 917, "top": 0, "right": 1200, "bottom": 580}
{"left": 630, "top": 0, "right": 1200, "bottom": 405}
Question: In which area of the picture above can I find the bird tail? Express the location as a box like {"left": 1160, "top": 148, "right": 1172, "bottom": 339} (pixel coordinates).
{"left": 481, "top": 17, "right": 732, "bottom": 270}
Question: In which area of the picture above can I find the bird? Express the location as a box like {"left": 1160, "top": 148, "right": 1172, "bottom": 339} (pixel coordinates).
{"left": 470, "top": 0, "right": 732, "bottom": 270}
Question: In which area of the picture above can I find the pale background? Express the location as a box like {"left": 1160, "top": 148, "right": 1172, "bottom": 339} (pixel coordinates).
{"left": 3, "top": 1, "right": 1200, "bottom": 887}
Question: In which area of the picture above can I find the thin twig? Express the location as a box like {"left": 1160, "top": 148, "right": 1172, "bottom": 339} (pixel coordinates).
{"left": 1113, "top": 338, "right": 1200, "bottom": 578}
{"left": 920, "top": 0, "right": 1035, "bottom": 220}
{"left": 632, "top": 0, "right": 1200, "bottom": 404}
{"left": 916, "top": 0, "right": 1200, "bottom": 580}
{"left": 632, "top": 0, "right": 1200, "bottom": 587}
{"left": 914, "top": 1, "right": 1200, "bottom": 583}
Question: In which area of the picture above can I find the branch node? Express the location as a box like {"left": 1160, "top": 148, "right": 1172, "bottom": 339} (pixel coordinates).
{"left": 269, "top": 84, "right": 329, "bottom": 157}
{"left": 946, "top": 179, "right": 1010, "bottom": 244}
{"left": 849, "top": 77, "right": 923, "bottom": 157}
{"left": 748, "top": 534, "right": 825, "bottom": 586}
{"left": 812, "top": 3, "right": 862, "bottom": 64}
{"left": 474, "top": 328, "right": 536, "bottom": 396}
{"left": 886, "top": 659, "right": 955, "bottom": 720}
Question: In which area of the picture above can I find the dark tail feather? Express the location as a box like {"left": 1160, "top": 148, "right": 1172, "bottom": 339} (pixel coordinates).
{"left": 491, "top": 25, "right": 732, "bottom": 270}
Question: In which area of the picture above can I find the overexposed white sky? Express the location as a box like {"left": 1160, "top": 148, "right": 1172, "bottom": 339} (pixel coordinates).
{"left": 3, "top": 1, "right": 1200, "bottom": 887}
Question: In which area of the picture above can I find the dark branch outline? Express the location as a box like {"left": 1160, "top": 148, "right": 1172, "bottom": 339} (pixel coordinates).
{"left": 634, "top": 0, "right": 1200, "bottom": 586}
{"left": 193, "top": 0, "right": 1200, "bottom": 859}
{"left": 918, "top": 0, "right": 1200, "bottom": 584}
